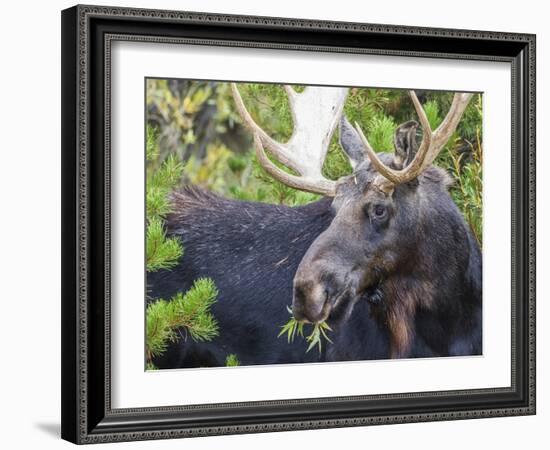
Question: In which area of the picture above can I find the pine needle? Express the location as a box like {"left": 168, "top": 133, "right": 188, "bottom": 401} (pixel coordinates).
{"left": 225, "top": 354, "right": 240, "bottom": 367}
{"left": 278, "top": 308, "right": 333, "bottom": 354}
{"left": 146, "top": 278, "right": 219, "bottom": 365}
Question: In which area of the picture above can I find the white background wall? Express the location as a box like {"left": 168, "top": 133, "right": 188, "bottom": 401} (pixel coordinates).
{"left": 0, "top": 0, "right": 545, "bottom": 448}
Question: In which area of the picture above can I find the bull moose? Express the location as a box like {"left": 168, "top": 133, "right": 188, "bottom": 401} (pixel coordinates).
{"left": 148, "top": 84, "right": 481, "bottom": 368}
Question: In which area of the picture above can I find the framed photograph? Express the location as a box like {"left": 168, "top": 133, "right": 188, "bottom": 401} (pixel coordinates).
{"left": 61, "top": 4, "right": 536, "bottom": 444}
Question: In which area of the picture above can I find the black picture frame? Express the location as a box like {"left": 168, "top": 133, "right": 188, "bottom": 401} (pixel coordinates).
{"left": 61, "top": 4, "right": 536, "bottom": 444}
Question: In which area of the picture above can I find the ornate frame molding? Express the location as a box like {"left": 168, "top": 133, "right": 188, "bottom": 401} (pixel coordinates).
{"left": 61, "top": 4, "right": 536, "bottom": 444}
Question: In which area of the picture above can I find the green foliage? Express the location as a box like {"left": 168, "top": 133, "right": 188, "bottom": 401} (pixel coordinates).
{"left": 146, "top": 127, "right": 184, "bottom": 220}
{"left": 423, "top": 100, "right": 443, "bottom": 130}
{"left": 146, "top": 125, "right": 159, "bottom": 161}
{"left": 366, "top": 114, "right": 397, "bottom": 152}
{"left": 146, "top": 79, "right": 215, "bottom": 162}
{"left": 305, "top": 321, "right": 333, "bottom": 353}
{"left": 146, "top": 217, "right": 183, "bottom": 272}
{"left": 344, "top": 88, "right": 390, "bottom": 125}
{"left": 145, "top": 126, "right": 219, "bottom": 369}
{"left": 429, "top": 94, "right": 483, "bottom": 244}
{"left": 278, "top": 307, "right": 333, "bottom": 354}
{"left": 225, "top": 354, "right": 240, "bottom": 367}
{"left": 146, "top": 127, "right": 185, "bottom": 271}
{"left": 147, "top": 152, "right": 184, "bottom": 220}
{"left": 278, "top": 312, "right": 305, "bottom": 343}
{"left": 447, "top": 130, "right": 483, "bottom": 245}
{"left": 146, "top": 278, "right": 219, "bottom": 364}
{"left": 323, "top": 137, "right": 353, "bottom": 181}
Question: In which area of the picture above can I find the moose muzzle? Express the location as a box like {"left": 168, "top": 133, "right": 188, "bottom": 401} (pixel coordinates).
{"left": 292, "top": 256, "right": 355, "bottom": 324}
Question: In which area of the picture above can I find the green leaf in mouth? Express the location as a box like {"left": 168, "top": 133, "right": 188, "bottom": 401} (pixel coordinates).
{"left": 278, "top": 308, "right": 333, "bottom": 354}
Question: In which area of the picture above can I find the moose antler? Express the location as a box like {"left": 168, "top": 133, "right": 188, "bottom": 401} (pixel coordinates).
{"left": 231, "top": 83, "right": 348, "bottom": 196}
{"left": 354, "top": 91, "right": 473, "bottom": 185}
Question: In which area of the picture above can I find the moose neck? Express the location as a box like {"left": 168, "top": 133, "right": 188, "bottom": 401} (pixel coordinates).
{"left": 376, "top": 173, "right": 482, "bottom": 358}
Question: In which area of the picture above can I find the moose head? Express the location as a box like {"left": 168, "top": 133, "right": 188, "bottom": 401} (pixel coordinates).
{"left": 232, "top": 84, "right": 473, "bottom": 353}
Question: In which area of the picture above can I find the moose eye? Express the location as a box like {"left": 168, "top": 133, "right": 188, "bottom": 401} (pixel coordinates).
{"left": 373, "top": 204, "right": 386, "bottom": 218}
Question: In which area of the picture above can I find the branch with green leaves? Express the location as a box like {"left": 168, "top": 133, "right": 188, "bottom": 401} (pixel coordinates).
{"left": 145, "top": 125, "right": 220, "bottom": 369}
{"left": 146, "top": 278, "right": 219, "bottom": 366}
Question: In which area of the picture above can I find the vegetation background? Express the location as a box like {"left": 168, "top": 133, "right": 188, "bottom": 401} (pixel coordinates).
{"left": 145, "top": 79, "right": 483, "bottom": 368}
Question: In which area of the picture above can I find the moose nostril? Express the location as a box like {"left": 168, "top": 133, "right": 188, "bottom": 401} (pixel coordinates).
{"left": 292, "top": 284, "right": 308, "bottom": 320}
{"left": 293, "top": 284, "right": 308, "bottom": 304}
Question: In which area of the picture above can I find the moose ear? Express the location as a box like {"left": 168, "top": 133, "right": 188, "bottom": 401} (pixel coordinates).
{"left": 339, "top": 115, "right": 366, "bottom": 169}
{"left": 393, "top": 120, "right": 419, "bottom": 169}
